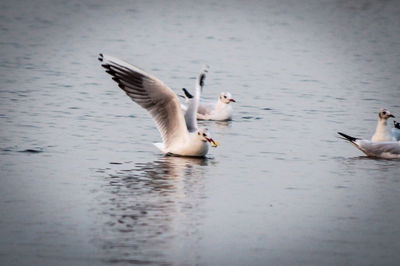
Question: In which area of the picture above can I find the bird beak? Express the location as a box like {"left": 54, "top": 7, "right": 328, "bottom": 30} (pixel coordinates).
{"left": 389, "top": 114, "right": 395, "bottom": 118}
{"left": 207, "top": 138, "right": 219, "bottom": 147}
{"left": 229, "top": 99, "right": 236, "bottom": 103}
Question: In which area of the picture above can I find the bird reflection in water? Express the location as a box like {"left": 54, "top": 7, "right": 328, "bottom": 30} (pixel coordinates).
{"left": 95, "top": 156, "right": 210, "bottom": 264}
{"left": 215, "top": 120, "right": 232, "bottom": 128}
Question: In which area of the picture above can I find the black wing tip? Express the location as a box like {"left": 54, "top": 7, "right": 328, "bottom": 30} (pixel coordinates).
{"left": 199, "top": 73, "right": 206, "bottom": 87}
{"left": 338, "top": 132, "right": 358, "bottom": 142}
{"left": 98, "top": 53, "right": 104, "bottom": 62}
{"left": 394, "top": 120, "right": 400, "bottom": 129}
{"left": 118, "top": 83, "right": 125, "bottom": 90}
{"left": 182, "top": 88, "right": 193, "bottom": 99}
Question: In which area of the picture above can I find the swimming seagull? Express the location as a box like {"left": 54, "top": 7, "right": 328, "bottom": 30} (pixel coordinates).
{"left": 98, "top": 54, "right": 218, "bottom": 157}
{"left": 181, "top": 89, "right": 236, "bottom": 121}
{"left": 338, "top": 132, "right": 400, "bottom": 159}
{"left": 371, "top": 108, "right": 395, "bottom": 142}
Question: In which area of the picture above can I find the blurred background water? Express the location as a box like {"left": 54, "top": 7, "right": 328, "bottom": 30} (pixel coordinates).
{"left": 1, "top": 0, "right": 400, "bottom": 265}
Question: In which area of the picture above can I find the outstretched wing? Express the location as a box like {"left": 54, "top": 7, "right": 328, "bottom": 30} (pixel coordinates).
{"left": 99, "top": 54, "right": 188, "bottom": 147}
{"left": 184, "top": 65, "right": 209, "bottom": 132}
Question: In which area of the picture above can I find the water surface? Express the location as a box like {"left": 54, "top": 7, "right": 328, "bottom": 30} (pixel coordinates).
{"left": 1, "top": 0, "right": 400, "bottom": 265}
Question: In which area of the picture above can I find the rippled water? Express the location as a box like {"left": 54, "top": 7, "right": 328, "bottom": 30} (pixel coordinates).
{"left": 1, "top": 0, "right": 400, "bottom": 265}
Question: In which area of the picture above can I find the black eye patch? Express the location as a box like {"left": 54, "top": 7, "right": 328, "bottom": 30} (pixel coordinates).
{"left": 203, "top": 133, "right": 206, "bottom": 137}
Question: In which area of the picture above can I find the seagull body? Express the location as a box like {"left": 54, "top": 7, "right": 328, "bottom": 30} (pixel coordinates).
{"left": 371, "top": 109, "right": 396, "bottom": 142}
{"left": 338, "top": 132, "right": 400, "bottom": 159}
{"left": 153, "top": 133, "right": 210, "bottom": 156}
{"left": 182, "top": 89, "right": 236, "bottom": 121}
{"left": 99, "top": 54, "right": 217, "bottom": 157}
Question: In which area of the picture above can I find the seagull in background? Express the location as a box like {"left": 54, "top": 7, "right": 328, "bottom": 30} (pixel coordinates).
{"left": 180, "top": 67, "right": 236, "bottom": 121}
{"left": 338, "top": 132, "right": 400, "bottom": 159}
{"left": 182, "top": 89, "right": 236, "bottom": 121}
{"left": 99, "top": 54, "right": 218, "bottom": 157}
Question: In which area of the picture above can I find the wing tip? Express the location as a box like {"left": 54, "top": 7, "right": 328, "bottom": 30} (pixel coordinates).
{"left": 98, "top": 53, "right": 104, "bottom": 62}
{"left": 197, "top": 65, "right": 209, "bottom": 88}
{"left": 394, "top": 120, "right": 400, "bottom": 129}
{"left": 199, "top": 73, "right": 206, "bottom": 87}
{"left": 338, "top": 132, "right": 358, "bottom": 142}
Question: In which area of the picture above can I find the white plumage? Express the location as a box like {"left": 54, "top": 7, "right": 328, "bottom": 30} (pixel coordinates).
{"left": 180, "top": 69, "right": 236, "bottom": 121}
{"left": 339, "top": 132, "right": 400, "bottom": 159}
{"left": 99, "top": 54, "right": 217, "bottom": 157}
{"left": 371, "top": 108, "right": 396, "bottom": 142}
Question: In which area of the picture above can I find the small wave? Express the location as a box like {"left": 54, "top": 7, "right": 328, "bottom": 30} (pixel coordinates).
{"left": 19, "top": 148, "right": 43, "bottom": 154}
{"left": 242, "top": 116, "right": 262, "bottom": 120}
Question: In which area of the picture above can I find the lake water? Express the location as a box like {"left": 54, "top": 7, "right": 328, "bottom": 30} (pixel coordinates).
{"left": 1, "top": 0, "right": 400, "bottom": 265}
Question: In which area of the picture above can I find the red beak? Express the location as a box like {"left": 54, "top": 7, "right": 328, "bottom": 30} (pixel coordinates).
{"left": 206, "top": 138, "right": 218, "bottom": 147}
{"left": 229, "top": 99, "right": 236, "bottom": 103}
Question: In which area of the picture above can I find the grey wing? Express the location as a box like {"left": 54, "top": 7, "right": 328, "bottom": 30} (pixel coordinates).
{"left": 358, "top": 140, "right": 400, "bottom": 158}
{"left": 99, "top": 54, "right": 188, "bottom": 147}
{"left": 184, "top": 65, "right": 209, "bottom": 132}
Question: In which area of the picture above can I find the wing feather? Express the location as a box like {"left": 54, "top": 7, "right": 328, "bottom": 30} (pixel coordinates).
{"left": 99, "top": 53, "right": 188, "bottom": 147}
{"left": 357, "top": 140, "right": 400, "bottom": 158}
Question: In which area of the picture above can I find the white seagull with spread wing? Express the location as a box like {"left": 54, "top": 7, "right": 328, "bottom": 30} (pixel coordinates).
{"left": 98, "top": 54, "right": 218, "bottom": 157}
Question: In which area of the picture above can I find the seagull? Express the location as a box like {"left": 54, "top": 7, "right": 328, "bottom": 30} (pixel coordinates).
{"left": 371, "top": 108, "right": 396, "bottom": 142}
{"left": 392, "top": 120, "right": 400, "bottom": 141}
{"left": 338, "top": 132, "right": 400, "bottom": 159}
{"left": 98, "top": 54, "right": 218, "bottom": 157}
{"left": 182, "top": 90, "right": 236, "bottom": 121}
{"left": 181, "top": 87, "right": 236, "bottom": 121}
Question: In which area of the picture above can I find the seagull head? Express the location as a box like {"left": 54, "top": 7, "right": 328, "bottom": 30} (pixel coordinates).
{"left": 197, "top": 128, "right": 218, "bottom": 147}
{"left": 219, "top": 92, "right": 236, "bottom": 104}
{"left": 378, "top": 108, "right": 395, "bottom": 120}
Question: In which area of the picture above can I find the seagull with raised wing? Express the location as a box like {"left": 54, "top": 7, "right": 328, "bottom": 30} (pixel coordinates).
{"left": 371, "top": 108, "right": 396, "bottom": 142}
{"left": 338, "top": 132, "right": 400, "bottom": 159}
{"left": 98, "top": 54, "right": 218, "bottom": 157}
{"left": 181, "top": 87, "right": 236, "bottom": 121}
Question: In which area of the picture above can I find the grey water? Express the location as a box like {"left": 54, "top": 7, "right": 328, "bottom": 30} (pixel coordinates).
{"left": 1, "top": 0, "right": 400, "bottom": 265}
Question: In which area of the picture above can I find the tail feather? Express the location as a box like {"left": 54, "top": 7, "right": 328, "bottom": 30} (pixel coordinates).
{"left": 338, "top": 132, "right": 358, "bottom": 142}
{"left": 182, "top": 88, "right": 193, "bottom": 99}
